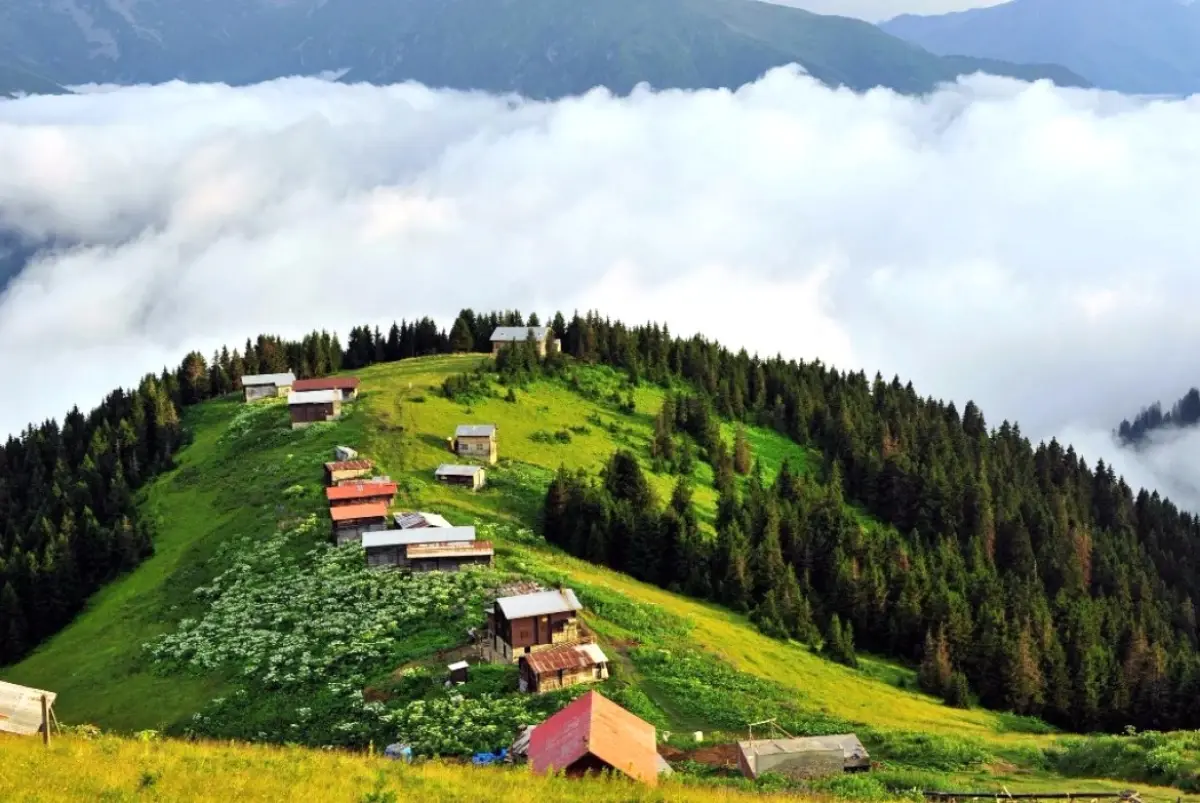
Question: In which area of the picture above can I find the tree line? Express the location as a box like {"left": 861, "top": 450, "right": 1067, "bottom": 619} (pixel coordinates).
{"left": 1117, "top": 387, "right": 1200, "bottom": 444}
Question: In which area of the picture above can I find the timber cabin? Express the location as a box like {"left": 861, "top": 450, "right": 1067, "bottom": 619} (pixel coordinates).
{"left": 240, "top": 372, "right": 295, "bottom": 402}
{"left": 435, "top": 464, "right": 486, "bottom": 491}
{"left": 292, "top": 376, "right": 361, "bottom": 401}
{"left": 485, "top": 588, "right": 585, "bottom": 663}
{"left": 330, "top": 501, "right": 389, "bottom": 545}
{"left": 325, "top": 481, "right": 397, "bottom": 509}
{"left": 452, "top": 424, "right": 498, "bottom": 464}
{"left": 288, "top": 389, "right": 342, "bottom": 429}
{"left": 325, "top": 459, "right": 373, "bottom": 484}
{"left": 489, "top": 326, "right": 560, "bottom": 357}
{"left": 519, "top": 642, "right": 610, "bottom": 694}
{"left": 360, "top": 526, "right": 493, "bottom": 571}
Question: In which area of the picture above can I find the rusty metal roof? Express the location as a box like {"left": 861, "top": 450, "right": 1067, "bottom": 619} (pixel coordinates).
{"left": 329, "top": 501, "right": 389, "bottom": 523}
{"left": 326, "top": 482, "right": 397, "bottom": 502}
{"left": 293, "top": 376, "right": 361, "bottom": 392}
{"left": 406, "top": 541, "right": 494, "bottom": 560}
{"left": 529, "top": 691, "right": 658, "bottom": 786}
{"left": 521, "top": 643, "right": 608, "bottom": 676}
{"left": 325, "top": 459, "right": 374, "bottom": 472}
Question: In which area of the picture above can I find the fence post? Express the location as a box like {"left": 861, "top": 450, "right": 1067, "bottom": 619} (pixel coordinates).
{"left": 41, "top": 694, "right": 50, "bottom": 747}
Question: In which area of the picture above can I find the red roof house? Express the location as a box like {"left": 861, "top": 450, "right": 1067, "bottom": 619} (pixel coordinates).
{"left": 293, "top": 376, "right": 361, "bottom": 400}
{"left": 325, "top": 481, "right": 397, "bottom": 507}
{"left": 329, "top": 501, "right": 389, "bottom": 524}
{"left": 529, "top": 691, "right": 658, "bottom": 786}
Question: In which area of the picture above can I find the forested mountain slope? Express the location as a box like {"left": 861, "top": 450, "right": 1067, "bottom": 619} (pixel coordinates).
{"left": 0, "top": 0, "right": 1086, "bottom": 98}
{"left": 1118, "top": 387, "right": 1200, "bottom": 444}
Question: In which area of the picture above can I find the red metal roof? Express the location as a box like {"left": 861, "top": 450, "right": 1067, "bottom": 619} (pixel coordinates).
{"left": 326, "top": 482, "right": 397, "bottom": 502}
{"left": 294, "top": 376, "right": 361, "bottom": 392}
{"left": 529, "top": 691, "right": 658, "bottom": 786}
{"left": 522, "top": 643, "right": 600, "bottom": 675}
{"left": 329, "top": 501, "right": 389, "bottom": 523}
{"left": 325, "top": 459, "right": 374, "bottom": 472}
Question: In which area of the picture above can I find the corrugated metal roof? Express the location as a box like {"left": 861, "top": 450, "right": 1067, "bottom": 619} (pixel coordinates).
{"left": 288, "top": 389, "right": 341, "bottom": 405}
{"left": 522, "top": 643, "right": 608, "bottom": 675}
{"left": 490, "top": 326, "right": 551, "bottom": 342}
{"left": 325, "top": 459, "right": 373, "bottom": 472}
{"left": 0, "top": 680, "right": 56, "bottom": 736}
{"left": 362, "top": 526, "right": 477, "bottom": 549}
{"left": 406, "top": 541, "right": 494, "bottom": 559}
{"left": 455, "top": 424, "right": 497, "bottom": 437}
{"left": 530, "top": 691, "right": 658, "bottom": 786}
{"left": 495, "top": 588, "right": 582, "bottom": 619}
{"left": 241, "top": 372, "right": 295, "bottom": 387}
{"left": 435, "top": 464, "right": 484, "bottom": 478}
{"left": 329, "top": 502, "right": 389, "bottom": 523}
{"left": 394, "top": 511, "right": 452, "bottom": 529}
{"left": 737, "top": 734, "right": 868, "bottom": 760}
{"left": 293, "top": 376, "right": 361, "bottom": 392}
{"left": 326, "top": 482, "right": 397, "bottom": 502}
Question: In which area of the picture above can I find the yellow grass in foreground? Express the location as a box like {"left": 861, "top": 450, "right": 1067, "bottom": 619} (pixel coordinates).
{"left": 0, "top": 734, "right": 822, "bottom": 803}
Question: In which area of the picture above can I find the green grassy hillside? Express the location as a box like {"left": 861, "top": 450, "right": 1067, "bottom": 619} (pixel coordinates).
{"left": 4, "top": 355, "right": 1197, "bottom": 799}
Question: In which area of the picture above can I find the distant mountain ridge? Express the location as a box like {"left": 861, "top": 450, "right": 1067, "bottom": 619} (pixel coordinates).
{"left": 1117, "top": 386, "right": 1200, "bottom": 444}
{"left": 881, "top": 0, "right": 1200, "bottom": 95}
{"left": 0, "top": 0, "right": 1087, "bottom": 99}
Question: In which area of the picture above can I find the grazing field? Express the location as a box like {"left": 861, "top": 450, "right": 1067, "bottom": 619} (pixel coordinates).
{"left": 3, "top": 354, "right": 1198, "bottom": 801}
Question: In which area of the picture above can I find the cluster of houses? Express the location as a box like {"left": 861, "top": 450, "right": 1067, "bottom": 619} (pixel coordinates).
{"left": 239, "top": 371, "right": 360, "bottom": 429}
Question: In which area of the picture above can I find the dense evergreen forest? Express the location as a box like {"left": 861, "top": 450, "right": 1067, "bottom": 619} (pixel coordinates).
{"left": 1118, "top": 387, "right": 1200, "bottom": 444}
{"left": 7, "top": 308, "right": 1200, "bottom": 739}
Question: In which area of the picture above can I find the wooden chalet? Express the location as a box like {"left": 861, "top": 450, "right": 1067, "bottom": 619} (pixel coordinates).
{"left": 325, "top": 480, "right": 397, "bottom": 508}
{"left": 330, "top": 501, "right": 389, "bottom": 545}
{"left": 361, "top": 526, "right": 492, "bottom": 571}
{"left": 489, "top": 326, "right": 559, "bottom": 358}
{"left": 529, "top": 691, "right": 658, "bottom": 786}
{"left": 485, "top": 588, "right": 585, "bottom": 664}
{"left": 519, "top": 642, "right": 610, "bottom": 693}
{"left": 240, "top": 372, "right": 295, "bottom": 402}
{"left": 288, "top": 389, "right": 342, "bottom": 429}
{"left": 325, "top": 459, "right": 373, "bottom": 485}
{"left": 452, "top": 424, "right": 498, "bottom": 464}
{"left": 435, "top": 464, "right": 486, "bottom": 491}
{"left": 293, "top": 376, "right": 361, "bottom": 400}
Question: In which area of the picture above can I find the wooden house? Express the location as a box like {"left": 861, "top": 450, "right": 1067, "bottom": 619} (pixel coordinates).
{"left": 240, "top": 372, "right": 295, "bottom": 402}
{"left": 489, "top": 326, "right": 560, "bottom": 357}
{"left": 485, "top": 588, "right": 585, "bottom": 664}
{"left": 452, "top": 424, "right": 498, "bottom": 464}
{"left": 435, "top": 464, "right": 486, "bottom": 490}
{"left": 288, "top": 389, "right": 342, "bottom": 429}
{"left": 330, "top": 501, "right": 389, "bottom": 545}
{"left": 293, "top": 376, "right": 361, "bottom": 400}
{"left": 737, "top": 734, "right": 869, "bottom": 780}
{"left": 326, "top": 481, "right": 397, "bottom": 508}
{"left": 394, "top": 511, "right": 453, "bottom": 529}
{"left": 519, "top": 642, "right": 610, "bottom": 694}
{"left": 325, "top": 459, "right": 373, "bottom": 485}
{"left": 529, "top": 691, "right": 658, "bottom": 786}
{"left": 360, "top": 526, "right": 487, "bottom": 569}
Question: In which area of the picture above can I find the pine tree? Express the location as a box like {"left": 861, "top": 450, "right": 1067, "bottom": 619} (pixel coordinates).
{"left": 733, "top": 426, "right": 752, "bottom": 475}
{"left": 449, "top": 316, "right": 475, "bottom": 353}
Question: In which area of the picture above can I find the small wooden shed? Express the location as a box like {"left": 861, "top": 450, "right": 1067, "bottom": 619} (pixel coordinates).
{"left": 240, "top": 372, "right": 295, "bottom": 402}
{"left": 325, "top": 459, "right": 373, "bottom": 485}
{"left": 529, "top": 691, "right": 658, "bottom": 786}
{"left": 448, "top": 661, "right": 470, "bottom": 684}
{"left": 288, "top": 389, "right": 342, "bottom": 429}
{"left": 737, "top": 733, "right": 869, "bottom": 780}
{"left": 519, "top": 643, "right": 610, "bottom": 694}
{"left": 452, "top": 424, "right": 498, "bottom": 464}
{"left": 435, "top": 464, "right": 486, "bottom": 491}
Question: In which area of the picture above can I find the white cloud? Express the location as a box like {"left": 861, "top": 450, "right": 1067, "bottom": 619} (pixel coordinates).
{"left": 762, "top": 0, "right": 1006, "bottom": 23}
{"left": 2, "top": 68, "right": 1199, "bottom": 509}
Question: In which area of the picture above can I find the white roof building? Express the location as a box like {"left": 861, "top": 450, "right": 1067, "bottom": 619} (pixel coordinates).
{"left": 241, "top": 372, "right": 296, "bottom": 387}
{"left": 494, "top": 588, "right": 582, "bottom": 619}
{"left": 490, "top": 326, "right": 551, "bottom": 343}
{"left": 361, "top": 526, "right": 477, "bottom": 549}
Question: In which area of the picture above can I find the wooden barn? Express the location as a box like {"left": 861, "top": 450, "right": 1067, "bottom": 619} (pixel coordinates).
{"left": 325, "top": 459, "right": 373, "bottom": 484}
{"left": 293, "top": 376, "right": 361, "bottom": 400}
{"left": 737, "top": 734, "right": 869, "bottom": 780}
{"left": 519, "top": 642, "right": 610, "bottom": 694}
{"left": 489, "top": 326, "right": 559, "bottom": 358}
{"left": 435, "top": 464, "right": 486, "bottom": 491}
{"left": 485, "top": 588, "right": 585, "bottom": 664}
{"left": 240, "top": 372, "right": 295, "bottom": 402}
{"left": 529, "top": 691, "right": 658, "bottom": 786}
{"left": 452, "top": 424, "right": 498, "bottom": 464}
{"left": 330, "top": 501, "right": 389, "bottom": 545}
{"left": 360, "top": 526, "right": 490, "bottom": 571}
{"left": 325, "top": 481, "right": 397, "bottom": 508}
{"left": 288, "top": 389, "right": 342, "bottom": 429}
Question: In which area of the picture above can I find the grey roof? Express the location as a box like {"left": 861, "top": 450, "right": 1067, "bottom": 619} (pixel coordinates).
{"left": 455, "top": 424, "right": 497, "bottom": 438}
{"left": 394, "top": 511, "right": 453, "bottom": 529}
{"left": 362, "top": 526, "right": 477, "bottom": 549}
{"left": 494, "top": 588, "right": 582, "bottom": 619}
{"left": 436, "top": 464, "right": 485, "bottom": 477}
{"left": 242, "top": 372, "right": 295, "bottom": 387}
{"left": 490, "top": 326, "right": 551, "bottom": 343}
{"left": 288, "top": 389, "right": 340, "bottom": 405}
{"left": 737, "top": 734, "right": 868, "bottom": 760}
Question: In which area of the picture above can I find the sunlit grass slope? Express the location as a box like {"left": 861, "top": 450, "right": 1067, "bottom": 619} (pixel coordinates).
{"left": 0, "top": 734, "right": 809, "bottom": 803}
